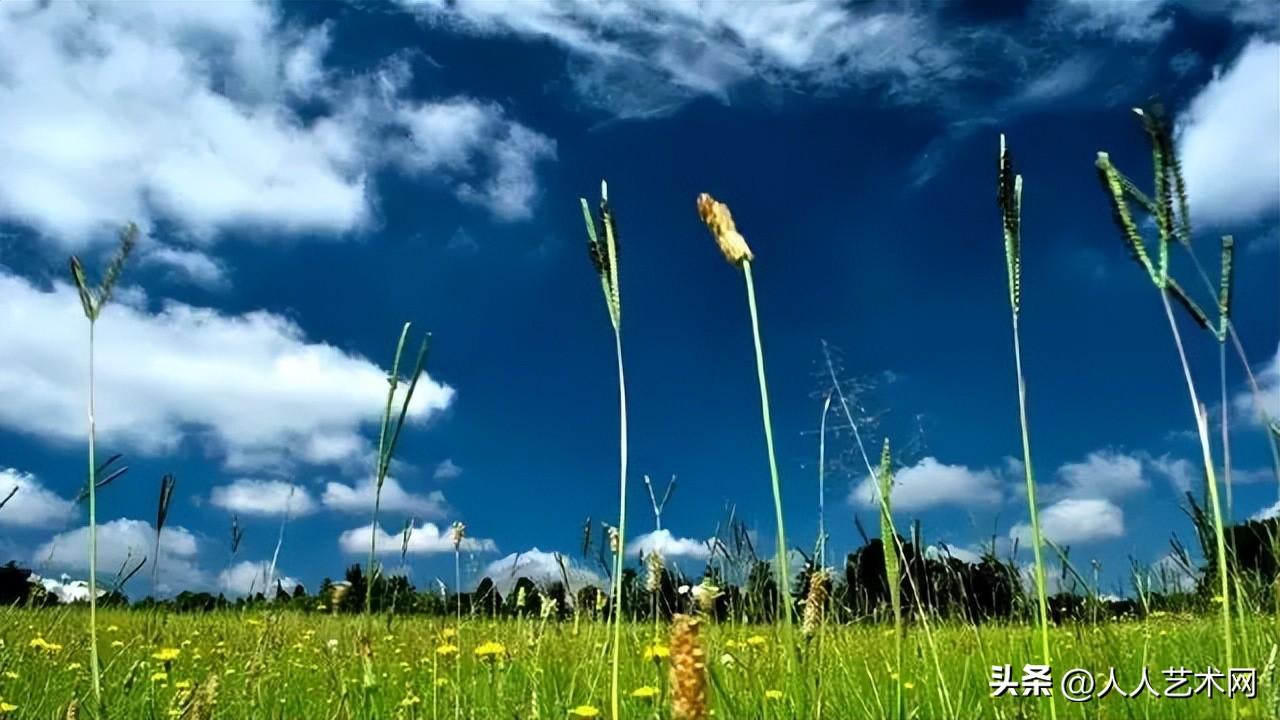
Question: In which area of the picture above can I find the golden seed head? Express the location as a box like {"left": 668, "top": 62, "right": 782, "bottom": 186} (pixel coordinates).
{"left": 697, "top": 193, "right": 754, "bottom": 266}
{"left": 669, "top": 614, "right": 709, "bottom": 720}
{"left": 802, "top": 568, "right": 832, "bottom": 638}
{"left": 63, "top": 699, "right": 79, "bottom": 720}
{"left": 644, "top": 551, "right": 665, "bottom": 593}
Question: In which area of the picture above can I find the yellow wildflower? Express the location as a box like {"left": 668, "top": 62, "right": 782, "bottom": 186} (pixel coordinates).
{"left": 473, "top": 641, "right": 505, "bottom": 660}
{"left": 436, "top": 644, "right": 459, "bottom": 658}
{"left": 111, "top": 640, "right": 125, "bottom": 648}
{"left": 1, "top": 672, "right": 16, "bottom": 680}
{"left": 0, "top": 700, "right": 16, "bottom": 712}
{"left": 630, "top": 686, "right": 659, "bottom": 700}
{"left": 746, "top": 635, "right": 766, "bottom": 648}
{"left": 174, "top": 680, "right": 192, "bottom": 690}
{"left": 569, "top": 706, "right": 600, "bottom": 718}
{"left": 152, "top": 648, "right": 181, "bottom": 662}
{"left": 151, "top": 671, "right": 169, "bottom": 683}
{"left": 440, "top": 627, "right": 457, "bottom": 640}
{"left": 28, "top": 637, "right": 62, "bottom": 652}
{"left": 765, "top": 689, "right": 783, "bottom": 701}
{"left": 643, "top": 643, "right": 670, "bottom": 662}
{"left": 66, "top": 662, "right": 82, "bottom": 671}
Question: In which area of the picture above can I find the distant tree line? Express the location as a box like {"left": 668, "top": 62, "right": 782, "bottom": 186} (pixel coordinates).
{"left": 5, "top": 511, "right": 1278, "bottom": 623}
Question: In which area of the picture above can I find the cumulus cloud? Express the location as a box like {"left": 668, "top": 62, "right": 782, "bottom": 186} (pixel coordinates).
{"left": 1011, "top": 498, "right": 1124, "bottom": 546}
{"left": 322, "top": 477, "right": 449, "bottom": 518}
{"left": 0, "top": 467, "right": 76, "bottom": 528}
{"left": 849, "top": 457, "right": 1002, "bottom": 511}
{"left": 433, "top": 459, "right": 463, "bottom": 480}
{"left": 1251, "top": 500, "right": 1280, "bottom": 521}
{"left": 0, "top": 1, "right": 554, "bottom": 246}
{"left": 1052, "top": 450, "right": 1149, "bottom": 500}
{"left": 218, "top": 560, "right": 300, "bottom": 598}
{"left": 34, "top": 518, "right": 205, "bottom": 596}
{"left": 209, "top": 479, "right": 316, "bottom": 517}
{"left": 1057, "top": 0, "right": 1171, "bottom": 41}
{"left": 0, "top": 270, "right": 454, "bottom": 471}
{"left": 925, "top": 543, "right": 983, "bottom": 565}
{"left": 338, "top": 521, "right": 495, "bottom": 556}
{"left": 626, "top": 529, "right": 713, "bottom": 559}
{"left": 1178, "top": 40, "right": 1280, "bottom": 227}
{"left": 480, "top": 548, "right": 605, "bottom": 598}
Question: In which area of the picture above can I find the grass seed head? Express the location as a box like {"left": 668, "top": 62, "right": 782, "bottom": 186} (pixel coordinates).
{"left": 450, "top": 521, "right": 466, "bottom": 550}
{"left": 802, "top": 567, "right": 832, "bottom": 638}
{"left": 669, "top": 614, "right": 709, "bottom": 720}
{"left": 644, "top": 551, "right": 665, "bottom": 593}
{"left": 697, "top": 193, "right": 754, "bottom": 266}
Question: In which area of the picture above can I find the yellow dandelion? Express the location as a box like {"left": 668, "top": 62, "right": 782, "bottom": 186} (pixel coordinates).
{"left": 0, "top": 701, "right": 16, "bottom": 712}
{"left": 435, "top": 643, "right": 459, "bottom": 658}
{"left": 28, "top": 637, "right": 63, "bottom": 652}
{"left": 764, "top": 689, "right": 783, "bottom": 701}
{"left": 630, "top": 686, "right": 659, "bottom": 700}
{"left": 440, "top": 627, "right": 457, "bottom": 640}
{"left": 150, "top": 671, "right": 169, "bottom": 683}
{"left": 174, "top": 680, "right": 192, "bottom": 690}
{"left": 745, "top": 635, "right": 766, "bottom": 648}
{"left": 152, "top": 648, "right": 181, "bottom": 662}
{"left": 569, "top": 706, "right": 600, "bottom": 718}
{"left": 643, "top": 643, "right": 670, "bottom": 662}
{"left": 473, "top": 641, "right": 505, "bottom": 660}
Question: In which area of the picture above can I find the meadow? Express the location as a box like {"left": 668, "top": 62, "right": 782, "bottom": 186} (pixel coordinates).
{"left": 2, "top": 99, "right": 1278, "bottom": 720}
{"left": 1, "top": 608, "right": 1276, "bottom": 719}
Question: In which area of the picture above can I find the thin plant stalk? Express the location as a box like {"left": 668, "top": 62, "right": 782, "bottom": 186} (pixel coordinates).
{"left": 267, "top": 485, "right": 296, "bottom": 600}
{"left": 1094, "top": 105, "right": 1234, "bottom": 708}
{"left": 152, "top": 473, "right": 177, "bottom": 598}
{"left": 580, "top": 180, "right": 629, "bottom": 720}
{"left": 818, "top": 391, "right": 832, "bottom": 569}
{"left": 998, "top": 134, "right": 1056, "bottom": 720}
{"left": 877, "top": 440, "right": 903, "bottom": 720}
{"left": 69, "top": 223, "right": 136, "bottom": 711}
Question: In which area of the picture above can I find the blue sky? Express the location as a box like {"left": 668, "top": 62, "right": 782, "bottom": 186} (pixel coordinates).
{"left": 0, "top": 0, "right": 1277, "bottom": 599}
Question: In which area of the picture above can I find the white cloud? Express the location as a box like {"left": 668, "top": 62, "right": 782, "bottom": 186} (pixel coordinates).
{"left": 433, "top": 458, "right": 463, "bottom": 480}
{"left": 403, "top": 0, "right": 958, "bottom": 117}
{"left": 337, "top": 521, "right": 496, "bottom": 556}
{"left": 209, "top": 479, "right": 316, "bottom": 518}
{"left": 479, "top": 548, "right": 605, "bottom": 598}
{"left": 1251, "top": 500, "right": 1280, "bottom": 521}
{"left": 1178, "top": 39, "right": 1280, "bottom": 227}
{"left": 1011, "top": 498, "right": 1124, "bottom": 546}
{"left": 1148, "top": 454, "right": 1197, "bottom": 493}
{"left": 143, "top": 245, "right": 230, "bottom": 289}
{"left": 1233, "top": 343, "right": 1280, "bottom": 424}
{"left": 35, "top": 574, "right": 103, "bottom": 604}
{"left": 0, "top": 269, "right": 454, "bottom": 472}
{"left": 849, "top": 457, "right": 1002, "bottom": 511}
{"left": 1146, "top": 552, "right": 1199, "bottom": 593}
{"left": 1053, "top": 450, "right": 1149, "bottom": 500}
{"left": 925, "top": 543, "right": 982, "bottom": 565}
{"left": 322, "top": 477, "right": 449, "bottom": 518}
{"left": 1058, "top": 0, "right": 1170, "bottom": 41}
{"left": 33, "top": 518, "right": 205, "bottom": 596}
{"left": 217, "top": 560, "right": 300, "bottom": 597}
{"left": 0, "top": 1, "right": 554, "bottom": 246}
{"left": 626, "top": 529, "right": 713, "bottom": 559}
{"left": 0, "top": 467, "right": 76, "bottom": 528}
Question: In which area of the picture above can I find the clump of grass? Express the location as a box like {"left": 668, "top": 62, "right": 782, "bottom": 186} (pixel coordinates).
{"left": 67, "top": 221, "right": 137, "bottom": 710}
{"left": 580, "top": 180, "right": 630, "bottom": 720}
{"left": 1095, "top": 103, "right": 1234, "bottom": 703}
{"left": 696, "top": 193, "right": 793, "bottom": 632}
{"left": 669, "top": 614, "right": 708, "bottom": 720}
{"left": 997, "top": 133, "right": 1056, "bottom": 720}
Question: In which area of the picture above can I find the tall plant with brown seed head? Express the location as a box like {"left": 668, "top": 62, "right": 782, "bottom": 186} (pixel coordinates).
{"left": 997, "top": 133, "right": 1056, "bottom": 720}
{"left": 669, "top": 614, "right": 708, "bottom": 720}
{"left": 696, "top": 193, "right": 793, "bottom": 633}
{"left": 580, "top": 180, "right": 630, "bottom": 720}
{"left": 1095, "top": 103, "right": 1233, "bottom": 701}
{"left": 877, "top": 439, "right": 904, "bottom": 720}
{"left": 68, "top": 221, "right": 137, "bottom": 710}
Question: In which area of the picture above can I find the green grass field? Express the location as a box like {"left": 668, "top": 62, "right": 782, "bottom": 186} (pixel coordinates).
{"left": 1, "top": 608, "right": 1275, "bottom": 719}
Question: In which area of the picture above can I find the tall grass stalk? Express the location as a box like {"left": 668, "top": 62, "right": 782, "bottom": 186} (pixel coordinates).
{"left": 1095, "top": 105, "right": 1234, "bottom": 710}
{"left": 997, "top": 134, "right": 1056, "bottom": 720}
{"left": 365, "top": 324, "right": 431, "bottom": 617}
{"left": 580, "top": 180, "right": 629, "bottom": 720}
{"left": 696, "top": 193, "right": 793, "bottom": 634}
{"left": 817, "top": 391, "right": 832, "bottom": 569}
{"left": 267, "top": 484, "right": 296, "bottom": 600}
{"left": 68, "top": 222, "right": 136, "bottom": 710}
{"left": 152, "top": 474, "right": 176, "bottom": 598}
{"left": 876, "top": 440, "right": 904, "bottom": 720}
